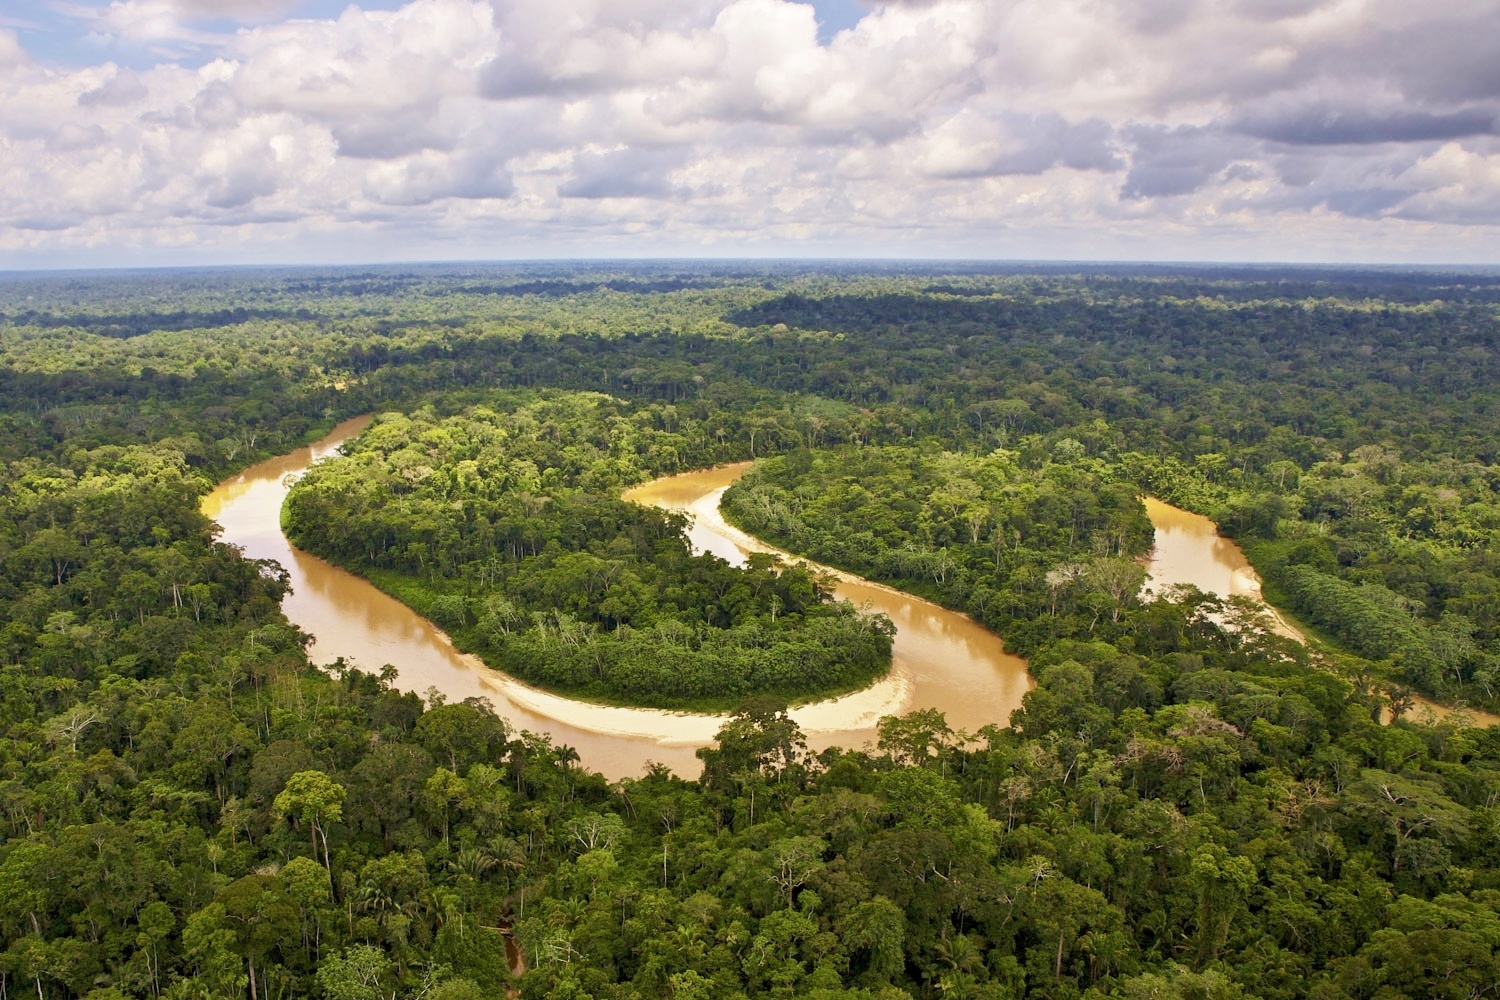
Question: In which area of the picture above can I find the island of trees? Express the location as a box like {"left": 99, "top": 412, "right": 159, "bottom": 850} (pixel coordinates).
{"left": 282, "top": 394, "right": 894, "bottom": 710}
{"left": 721, "top": 445, "right": 1156, "bottom": 655}
{"left": 3, "top": 262, "right": 1500, "bottom": 998}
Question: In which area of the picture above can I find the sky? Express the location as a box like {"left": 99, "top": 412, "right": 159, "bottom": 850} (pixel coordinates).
{"left": 1, "top": 0, "right": 1499, "bottom": 268}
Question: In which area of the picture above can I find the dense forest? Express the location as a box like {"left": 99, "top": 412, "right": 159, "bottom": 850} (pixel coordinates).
{"left": 721, "top": 446, "right": 1156, "bottom": 656}
{"left": 4, "top": 262, "right": 1500, "bottom": 998}
{"left": 281, "top": 396, "right": 894, "bottom": 709}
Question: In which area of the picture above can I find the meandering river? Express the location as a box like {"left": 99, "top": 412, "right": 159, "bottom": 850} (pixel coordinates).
{"left": 203, "top": 421, "right": 1488, "bottom": 779}
{"left": 621, "top": 465, "right": 1034, "bottom": 740}
{"left": 1140, "top": 499, "right": 1498, "bottom": 726}
{"left": 202, "top": 422, "right": 1031, "bottom": 777}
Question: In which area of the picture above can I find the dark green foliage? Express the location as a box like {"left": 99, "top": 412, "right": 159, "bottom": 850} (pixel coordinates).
{"left": 722, "top": 444, "right": 1155, "bottom": 654}
{"left": 4, "top": 263, "right": 1500, "bottom": 998}
{"left": 282, "top": 397, "right": 894, "bottom": 709}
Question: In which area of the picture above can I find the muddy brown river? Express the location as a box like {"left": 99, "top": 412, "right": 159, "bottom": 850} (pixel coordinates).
{"left": 1141, "top": 499, "right": 1498, "bottom": 726}
{"left": 1142, "top": 497, "right": 1303, "bottom": 641}
{"left": 203, "top": 422, "right": 1490, "bottom": 780}
{"left": 202, "top": 423, "right": 1034, "bottom": 777}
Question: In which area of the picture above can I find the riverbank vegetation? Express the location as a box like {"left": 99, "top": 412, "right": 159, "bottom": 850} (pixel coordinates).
{"left": 722, "top": 445, "right": 1155, "bottom": 656}
{"left": 282, "top": 395, "right": 893, "bottom": 709}
{"left": 5, "top": 262, "right": 1500, "bottom": 996}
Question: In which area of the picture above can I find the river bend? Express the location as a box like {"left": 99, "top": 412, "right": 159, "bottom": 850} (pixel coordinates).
{"left": 204, "top": 421, "right": 1036, "bottom": 778}
{"left": 207, "top": 422, "right": 1469, "bottom": 778}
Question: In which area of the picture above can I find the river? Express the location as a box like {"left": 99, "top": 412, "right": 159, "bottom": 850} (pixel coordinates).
{"left": 203, "top": 422, "right": 1026, "bottom": 778}
{"left": 1140, "top": 499, "right": 1498, "bottom": 726}
{"left": 203, "top": 422, "right": 1489, "bottom": 780}
{"left": 621, "top": 465, "right": 1035, "bottom": 739}
{"left": 1141, "top": 497, "right": 1304, "bottom": 641}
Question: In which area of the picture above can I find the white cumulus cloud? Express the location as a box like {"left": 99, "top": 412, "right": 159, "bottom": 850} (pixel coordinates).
{"left": 2, "top": 0, "right": 1499, "bottom": 265}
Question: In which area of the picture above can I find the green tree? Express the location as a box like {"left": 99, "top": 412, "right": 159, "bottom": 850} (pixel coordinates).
{"left": 273, "top": 770, "right": 346, "bottom": 878}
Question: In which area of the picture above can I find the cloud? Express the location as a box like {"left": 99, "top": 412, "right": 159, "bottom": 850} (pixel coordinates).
{"left": 1225, "top": 0, "right": 1331, "bottom": 22}
{"left": 65, "top": 0, "right": 227, "bottom": 45}
{"left": 1122, "top": 126, "right": 1250, "bottom": 199}
{"left": 63, "top": 0, "right": 303, "bottom": 39}
{"left": 1296, "top": 4, "right": 1500, "bottom": 105}
{"left": 3, "top": 0, "right": 1500, "bottom": 265}
{"left": 169, "top": 0, "right": 302, "bottom": 19}
{"left": 479, "top": 0, "right": 722, "bottom": 100}
{"left": 1321, "top": 187, "right": 1410, "bottom": 218}
{"left": 559, "top": 147, "right": 688, "bottom": 199}
{"left": 227, "top": 0, "right": 498, "bottom": 157}
{"left": 0, "top": 29, "right": 30, "bottom": 68}
{"left": 1394, "top": 144, "right": 1500, "bottom": 224}
{"left": 1235, "top": 103, "right": 1499, "bottom": 146}
{"left": 78, "top": 68, "right": 150, "bottom": 106}
{"left": 364, "top": 147, "right": 515, "bottom": 205}
{"left": 916, "top": 109, "right": 1119, "bottom": 178}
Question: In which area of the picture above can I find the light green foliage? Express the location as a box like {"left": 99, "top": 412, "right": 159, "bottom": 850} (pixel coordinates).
{"left": 274, "top": 769, "right": 346, "bottom": 874}
{"left": 316, "top": 944, "right": 393, "bottom": 1000}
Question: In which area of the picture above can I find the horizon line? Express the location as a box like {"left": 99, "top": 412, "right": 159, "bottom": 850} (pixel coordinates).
{"left": 4, "top": 257, "right": 1500, "bottom": 279}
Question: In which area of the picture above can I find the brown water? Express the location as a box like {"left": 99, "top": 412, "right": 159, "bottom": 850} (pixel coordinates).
{"left": 623, "top": 465, "right": 1035, "bottom": 740}
{"left": 205, "top": 418, "right": 704, "bottom": 779}
{"left": 1141, "top": 498, "right": 1302, "bottom": 641}
{"left": 205, "top": 428, "right": 1494, "bottom": 780}
{"left": 1142, "top": 498, "right": 1500, "bottom": 727}
{"left": 203, "top": 429, "right": 1030, "bottom": 779}
{"left": 1142, "top": 498, "right": 1267, "bottom": 603}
